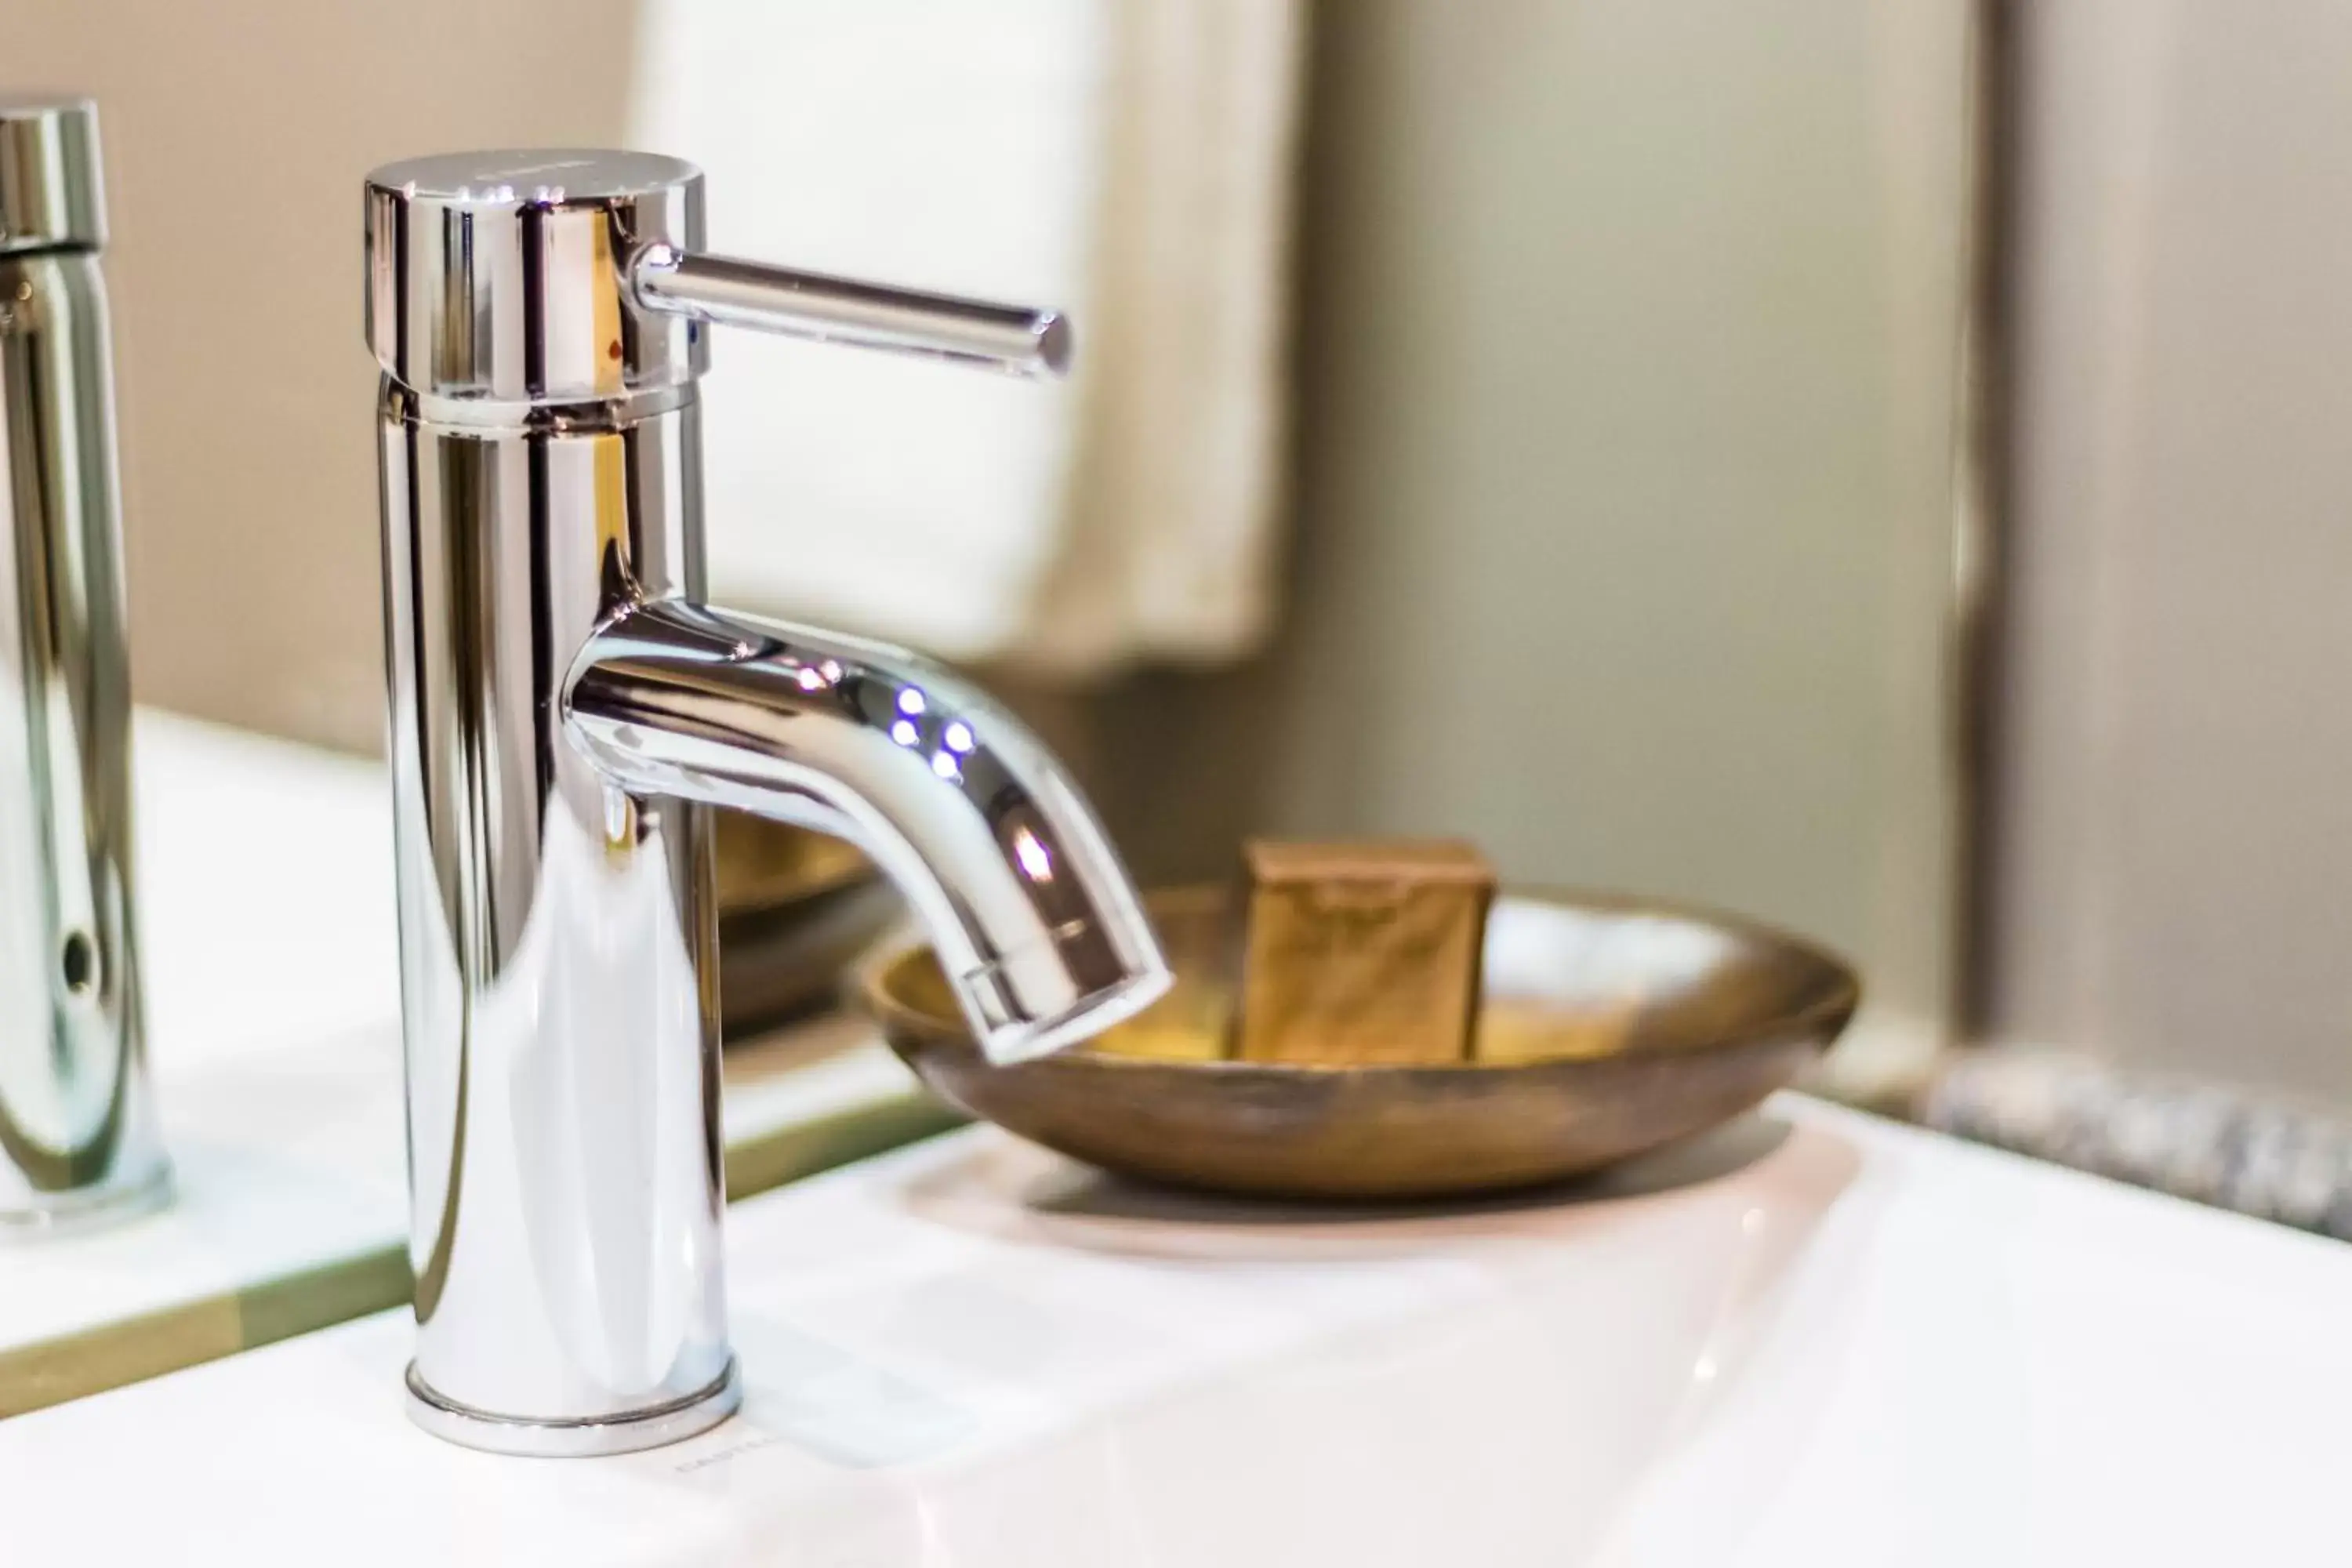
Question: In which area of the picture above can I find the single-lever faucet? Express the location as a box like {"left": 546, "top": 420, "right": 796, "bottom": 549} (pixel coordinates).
{"left": 365, "top": 150, "right": 1169, "bottom": 1456}
{"left": 0, "top": 98, "right": 166, "bottom": 1233}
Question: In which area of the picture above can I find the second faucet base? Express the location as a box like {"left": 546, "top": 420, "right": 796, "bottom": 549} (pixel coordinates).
{"left": 0, "top": 1157, "right": 172, "bottom": 1243}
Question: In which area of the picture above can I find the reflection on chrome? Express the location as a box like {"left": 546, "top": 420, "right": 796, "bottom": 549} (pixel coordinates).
{"left": 367, "top": 148, "right": 1167, "bottom": 1457}
{"left": 1013, "top": 827, "right": 1056, "bottom": 884}
{"left": 0, "top": 98, "right": 169, "bottom": 1235}
{"left": 565, "top": 598, "right": 1167, "bottom": 1064}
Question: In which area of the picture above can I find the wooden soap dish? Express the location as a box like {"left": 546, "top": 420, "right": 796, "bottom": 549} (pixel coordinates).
{"left": 859, "top": 886, "right": 1859, "bottom": 1200}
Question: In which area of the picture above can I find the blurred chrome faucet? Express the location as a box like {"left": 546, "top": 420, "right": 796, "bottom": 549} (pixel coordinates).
{"left": 365, "top": 149, "right": 1168, "bottom": 1456}
{"left": 0, "top": 98, "right": 166, "bottom": 1233}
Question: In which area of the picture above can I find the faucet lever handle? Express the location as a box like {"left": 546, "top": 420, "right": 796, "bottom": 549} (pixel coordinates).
{"left": 630, "top": 244, "right": 1070, "bottom": 379}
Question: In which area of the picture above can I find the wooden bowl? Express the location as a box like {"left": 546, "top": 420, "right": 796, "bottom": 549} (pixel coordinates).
{"left": 861, "top": 887, "right": 1859, "bottom": 1200}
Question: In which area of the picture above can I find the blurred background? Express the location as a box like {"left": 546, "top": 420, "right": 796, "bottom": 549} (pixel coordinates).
{"left": 9, "top": 0, "right": 2343, "bottom": 1108}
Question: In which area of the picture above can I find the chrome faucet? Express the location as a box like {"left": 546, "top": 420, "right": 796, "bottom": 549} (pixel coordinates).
{"left": 0, "top": 98, "right": 166, "bottom": 1233}
{"left": 365, "top": 149, "right": 1169, "bottom": 1456}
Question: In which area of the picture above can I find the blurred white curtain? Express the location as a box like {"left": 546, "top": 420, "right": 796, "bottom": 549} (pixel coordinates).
{"left": 629, "top": 0, "right": 1305, "bottom": 675}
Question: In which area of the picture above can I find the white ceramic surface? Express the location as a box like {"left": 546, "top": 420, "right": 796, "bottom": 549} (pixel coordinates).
{"left": 9, "top": 1095, "right": 2346, "bottom": 1565}
{"left": 0, "top": 711, "right": 405, "bottom": 1352}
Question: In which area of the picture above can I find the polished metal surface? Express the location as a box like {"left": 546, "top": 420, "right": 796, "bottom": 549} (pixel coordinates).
{"left": 403, "top": 1359, "right": 745, "bottom": 1460}
{"left": 869, "top": 887, "right": 1858, "bottom": 1200}
{"left": 366, "top": 149, "right": 703, "bottom": 405}
{"left": 0, "top": 98, "right": 165, "bottom": 1233}
{"left": 0, "top": 99, "right": 105, "bottom": 254}
{"left": 568, "top": 600, "right": 1166, "bottom": 1059}
{"left": 367, "top": 148, "right": 1166, "bottom": 1454}
{"left": 633, "top": 245, "right": 1071, "bottom": 376}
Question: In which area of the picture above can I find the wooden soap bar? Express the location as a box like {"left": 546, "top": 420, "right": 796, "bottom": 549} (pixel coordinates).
{"left": 1231, "top": 839, "right": 1495, "bottom": 1065}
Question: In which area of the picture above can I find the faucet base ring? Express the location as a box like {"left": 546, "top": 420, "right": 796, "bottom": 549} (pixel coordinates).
{"left": 0, "top": 1157, "right": 172, "bottom": 1243}
{"left": 404, "top": 1357, "right": 743, "bottom": 1457}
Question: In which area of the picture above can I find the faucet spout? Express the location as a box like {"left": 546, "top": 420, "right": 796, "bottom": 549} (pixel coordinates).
{"left": 566, "top": 599, "right": 1170, "bottom": 1063}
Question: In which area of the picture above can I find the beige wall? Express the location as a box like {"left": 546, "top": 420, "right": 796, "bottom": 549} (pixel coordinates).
{"left": 34, "top": 3, "right": 2328, "bottom": 1102}
{"left": 16, "top": 2, "right": 1977, "bottom": 1051}
{"left": 1110, "top": 1, "right": 1975, "bottom": 1046}
{"left": 1988, "top": 0, "right": 2352, "bottom": 1099}
{"left": 1, "top": 1, "right": 637, "bottom": 752}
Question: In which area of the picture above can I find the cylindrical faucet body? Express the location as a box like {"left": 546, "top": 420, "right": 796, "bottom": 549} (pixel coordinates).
{"left": 372, "top": 154, "right": 734, "bottom": 1454}
{"left": 378, "top": 387, "right": 732, "bottom": 1454}
{"left": 368, "top": 151, "right": 1167, "bottom": 1456}
{"left": 0, "top": 98, "right": 166, "bottom": 1232}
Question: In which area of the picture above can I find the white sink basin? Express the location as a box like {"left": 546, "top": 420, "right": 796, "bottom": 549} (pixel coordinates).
{"left": 7, "top": 1098, "right": 2350, "bottom": 1565}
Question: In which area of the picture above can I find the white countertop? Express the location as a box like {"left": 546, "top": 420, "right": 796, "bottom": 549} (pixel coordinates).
{"left": 1, "top": 710, "right": 938, "bottom": 1406}
{"left": 0, "top": 712, "right": 408, "bottom": 1359}
{"left": 9, "top": 1094, "right": 2345, "bottom": 1566}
